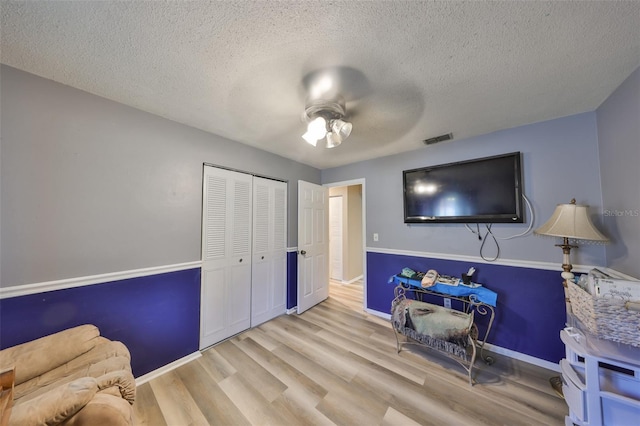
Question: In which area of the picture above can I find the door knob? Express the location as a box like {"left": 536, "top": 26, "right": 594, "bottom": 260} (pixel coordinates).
{"left": 300, "top": 250, "right": 307, "bottom": 256}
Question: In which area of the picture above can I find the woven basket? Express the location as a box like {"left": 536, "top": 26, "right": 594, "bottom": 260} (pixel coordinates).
{"left": 567, "top": 280, "right": 640, "bottom": 347}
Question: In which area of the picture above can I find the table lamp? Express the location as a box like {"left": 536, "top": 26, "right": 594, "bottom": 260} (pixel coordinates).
{"left": 534, "top": 198, "right": 609, "bottom": 397}
{"left": 535, "top": 198, "right": 609, "bottom": 283}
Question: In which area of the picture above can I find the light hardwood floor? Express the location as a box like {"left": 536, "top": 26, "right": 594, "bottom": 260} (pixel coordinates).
{"left": 133, "top": 280, "right": 568, "bottom": 425}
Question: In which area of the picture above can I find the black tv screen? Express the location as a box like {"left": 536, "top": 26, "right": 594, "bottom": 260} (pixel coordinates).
{"left": 403, "top": 152, "right": 524, "bottom": 223}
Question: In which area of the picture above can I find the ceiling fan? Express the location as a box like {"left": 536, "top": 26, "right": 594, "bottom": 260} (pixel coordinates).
{"left": 300, "top": 66, "right": 370, "bottom": 149}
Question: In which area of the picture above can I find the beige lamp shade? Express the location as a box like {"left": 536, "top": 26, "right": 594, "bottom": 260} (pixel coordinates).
{"left": 534, "top": 199, "right": 608, "bottom": 242}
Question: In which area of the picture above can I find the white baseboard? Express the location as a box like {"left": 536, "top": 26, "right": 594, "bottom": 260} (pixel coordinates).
{"left": 340, "top": 275, "right": 364, "bottom": 284}
{"left": 135, "top": 351, "right": 202, "bottom": 386}
{"left": 286, "top": 307, "right": 297, "bottom": 315}
{"left": 365, "top": 308, "right": 391, "bottom": 320}
{"left": 482, "top": 342, "right": 560, "bottom": 372}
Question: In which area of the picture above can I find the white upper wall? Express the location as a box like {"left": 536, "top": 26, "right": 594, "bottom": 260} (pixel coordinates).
{"left": 0, "top": 65, "right": 320, "bottom": 287}
{"left": 322, "top": 112, "right": 607, "bottom": 268}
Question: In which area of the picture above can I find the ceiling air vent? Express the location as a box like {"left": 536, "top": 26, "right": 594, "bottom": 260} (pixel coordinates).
{"left": 423, "top": 133, "right": 453, "bottom": 145}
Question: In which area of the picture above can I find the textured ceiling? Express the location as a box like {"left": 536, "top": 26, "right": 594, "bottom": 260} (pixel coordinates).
{"left": 2, "top": 1, "right": 639, "bottom": 169}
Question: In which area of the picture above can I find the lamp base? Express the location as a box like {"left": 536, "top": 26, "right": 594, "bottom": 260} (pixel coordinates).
{"left": 549, "top": 375, "right": 564, "bottom": 398}
{"left": 561, "top": 271, "right": 575, "bottom": 281}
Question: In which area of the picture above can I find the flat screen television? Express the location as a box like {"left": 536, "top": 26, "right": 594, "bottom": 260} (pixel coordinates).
{"left": 403, "top": 152, "right": 524, "bottom": 223}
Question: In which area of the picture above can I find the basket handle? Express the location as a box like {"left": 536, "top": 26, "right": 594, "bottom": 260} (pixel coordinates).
{"left": 624, "top": 301, "right": 640, "bottom": 312}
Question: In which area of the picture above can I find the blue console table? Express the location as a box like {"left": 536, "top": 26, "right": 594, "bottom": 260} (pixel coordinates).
{"left": 390, "top": 274, "right": 498, "bottom": 307}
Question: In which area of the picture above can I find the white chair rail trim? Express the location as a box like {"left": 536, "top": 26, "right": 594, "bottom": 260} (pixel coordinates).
{"left": 366, "top": 246, "right": 604, "bottom": 274}
{"left": 0, "top": 261, "right": 202, "bottom": 299}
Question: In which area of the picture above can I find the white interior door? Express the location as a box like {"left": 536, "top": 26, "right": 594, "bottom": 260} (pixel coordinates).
{"left": 200, "top": 166, "right": 252, "bottom": 349}
{"left": 329, "top": 196, "right": 343, "bottom": 281}
{"left": 297, "top": 180, "right": 329, "bottom": 314}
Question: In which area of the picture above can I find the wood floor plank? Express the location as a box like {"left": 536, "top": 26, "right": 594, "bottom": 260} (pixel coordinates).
{"left": 270, "top": 387, "right": 335, "bottom": 426}
{"left": 259, "top": 318, "right": 359, "bottom": 383}
{"left": 346, "top": 350, "right": 485, "bottom": 425}
{"left": 148, "top": 370, "right": 209, "bottom": 425}
{"left": 132, "top": 383, "right": 167, "bottom": 426}
{"left": 314, "top": 375, "right": 390, "bottom": 426}
{"left": 236, "top": 326, "right": 281, "bottom": 352}
{"left": 302, "top": 305, "right": 385, "bottom": 343}
{"left": 314, "top": 327, "right": 427, "bottom": 384}
{"left": 174, "top": 359, "right": 251, "bottom": 426}
{"left": 217, "top": 373, "right": 300, "bottom": 425}
{"left": 381, "top": 406, "right": 424, "bottom": 426}
{"left": 270, "top": 342, "right": 352, "bottom": 396}
{"left": 214, "top": 339, "right": 288, "bottom": 403}
{"left": 370, "top": 330, "right": 402, "bottom": 351}
{"left": 232, "top": 336, "right": 328, "bottom": 401}
{"left": 197, "top": 346, "right": 237, "bottom": 383}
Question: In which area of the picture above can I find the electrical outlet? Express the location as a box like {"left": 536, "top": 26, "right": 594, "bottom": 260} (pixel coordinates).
{"left": 444, "top": 298, "right": 452, "bottom": 309}
{"left": 373, "top": 233, "right": 379, "bottom": 241}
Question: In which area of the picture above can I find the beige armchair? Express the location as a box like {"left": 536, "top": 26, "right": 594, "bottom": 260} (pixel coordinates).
{"left": 0, "top": 325, "right": 135, "bottom": 426}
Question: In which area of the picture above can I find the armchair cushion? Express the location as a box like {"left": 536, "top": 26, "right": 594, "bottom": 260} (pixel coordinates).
{"left": 12, "top": 342, "right": 132, "bottom": 402}
{"left": 96, "top": 370, "right": 136, "bottom": 404}
{"left": 0, "top": 325, "right": 100, "bottom": 385}
{"left": 8, "top": 377, "right": 97, "bottom": 426}
{"left": 61, "top": 393, "right": 133, "bottom": 426}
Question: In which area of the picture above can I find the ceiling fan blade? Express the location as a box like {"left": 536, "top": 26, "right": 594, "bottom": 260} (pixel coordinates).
{"left": 302, "top": 66, "right": 372, "bottom": 102}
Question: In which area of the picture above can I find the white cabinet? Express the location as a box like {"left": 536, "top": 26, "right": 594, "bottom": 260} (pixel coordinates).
{"left": 561, "top": 321, "right": 640, "bottom": 426}
{"left": 200, "top": 167, "right": 287, "bottom": 349}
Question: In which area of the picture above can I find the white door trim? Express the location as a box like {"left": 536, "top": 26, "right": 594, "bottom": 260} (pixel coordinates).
{"left": 323, "top": 178, "right": 366, "bottom": 311}
{"left": 329, "top": 195, "right": 344, "bottom": 281}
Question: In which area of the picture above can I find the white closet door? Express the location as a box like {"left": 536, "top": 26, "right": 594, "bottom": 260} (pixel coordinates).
{"left": 251, "top": 177, "right": 287, "bottom": 327}
{"left": 200, "top": 167, "right": 252, "bottom": 349}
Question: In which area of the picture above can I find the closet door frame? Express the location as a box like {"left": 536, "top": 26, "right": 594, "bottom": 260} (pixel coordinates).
{"left": 200, "top": 164, "right": 287, "bottom": 349}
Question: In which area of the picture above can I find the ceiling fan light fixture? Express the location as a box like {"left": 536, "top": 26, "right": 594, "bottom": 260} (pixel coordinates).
{"left": 326, "top": 131, "right": 342, "bottom": 148}
{"left": 302, "top": 131, "right": 319, "bottom": 146}
{"left": 302, "top": 116, "right": 327, "bottom": 145}
{"left": 331, "top": 118, "right": 352, "bottom": 140}
{"left": 301, "top": 97, "right": 351, "bottom": 148}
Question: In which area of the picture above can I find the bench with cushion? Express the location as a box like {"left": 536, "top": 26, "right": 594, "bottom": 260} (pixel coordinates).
{"left": 391, "top": 285, "right": 495, "bottom": 385}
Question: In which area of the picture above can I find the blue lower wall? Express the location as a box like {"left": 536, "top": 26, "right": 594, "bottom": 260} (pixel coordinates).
{"left": 367, "top": 251, "right": 566, "bottom": 363}
{"left": 287, "top": 250, "right": 298, "bottom": 310}
{"left": 1, "top": 253, "right": 564, "bottom": 377}
{"left": 0, "top": 268, "right": 201, "bottom": 377}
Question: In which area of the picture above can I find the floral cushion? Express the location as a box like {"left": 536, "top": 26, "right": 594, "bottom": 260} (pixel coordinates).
{"left": 392, "top": 298, "right": 474, "bottom": 358}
